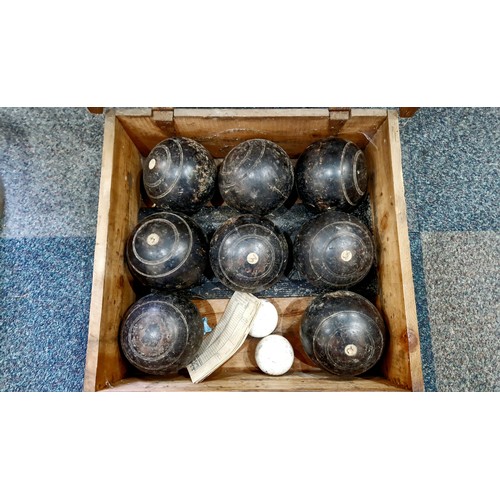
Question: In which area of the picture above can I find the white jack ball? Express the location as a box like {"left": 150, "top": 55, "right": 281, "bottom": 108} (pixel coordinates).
{"left": 255, "top": 334, "right": 294, "bottom": 376}
{"left": 249, "top": 300, "right": 279, "bottom": 338}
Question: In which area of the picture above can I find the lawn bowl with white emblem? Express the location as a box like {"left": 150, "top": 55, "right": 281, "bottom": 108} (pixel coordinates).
{"left": 209, "top": 214, "right": 289, "bottom": 293}
{"left": 300, "top": 291, "right": 386, "bottom": 377}
{"left": 296, "top": 137, "right": 368, "bottom": 213}
{"left": 143, "top": 137, "right": 217, "bottom": 215}
{"left": 125, "top": 211, "right": 208, "bottom": 291}
{"left": 294, "top": 210, "right": 374, "bottom": 289}
{"left": 255, "top": 334, "right": 295, "bottom": 376}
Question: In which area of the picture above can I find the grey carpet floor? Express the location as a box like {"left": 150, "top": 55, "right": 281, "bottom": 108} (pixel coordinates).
{"left": 0, "top": 107, "right": 498, "bottom": 391}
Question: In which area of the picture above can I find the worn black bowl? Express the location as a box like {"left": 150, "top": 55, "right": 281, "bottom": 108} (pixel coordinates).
{"left": 120, "top": 293, "right": 204, "bottom": 375}
{"left": 209, "top": 214, "right": 289, "bottom": 293}
{"left": 294, "top": 210, "right": 374, "bottom": 289}
{"left": 300, "top": 291, "right": 386, "bottom": 377}
{"left": 143, "top": 137, "right": 217, "bottom": 215}
{"left": 296, "top": 137, "right": 368, "bottom": 213}
{"left": 218, "top": 138, "right": 294, "bottom": 216}
{"left": 126, "top": 211, "right": 208, "bottom": 291}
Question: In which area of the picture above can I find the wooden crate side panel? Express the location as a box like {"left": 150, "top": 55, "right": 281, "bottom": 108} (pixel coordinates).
{"left": 116, "top": 108, "right": 391, "bottom": 158}
{"left": 173, "top": 108, "right": 331, "bottom": 158}
{"left": 102, "top": 374, "right": 403, "bottom": 392}
{"left": 84, "top": 113, "right": 142, "bottom": 391}
{"left": 117, "top": 113, "right": 169, "bottom": 156}
{"left": 365, "top": 111, "right": 424, "bottom": 391}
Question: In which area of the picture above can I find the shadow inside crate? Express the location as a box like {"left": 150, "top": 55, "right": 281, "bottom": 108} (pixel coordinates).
{"left": 137, "top": 195, "right": 379, "bottom": 303}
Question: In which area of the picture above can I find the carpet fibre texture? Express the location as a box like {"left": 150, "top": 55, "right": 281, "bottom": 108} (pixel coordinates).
{"left": 0, "top": 107, "right": 498, "bottom": 391}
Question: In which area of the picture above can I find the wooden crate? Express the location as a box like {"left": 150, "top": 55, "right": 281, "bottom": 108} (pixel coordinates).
{"left": 83, "top": 108, "right": 424, "bottom": 392}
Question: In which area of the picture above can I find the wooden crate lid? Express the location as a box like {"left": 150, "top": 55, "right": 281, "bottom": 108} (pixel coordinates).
{"left": 88, "top": 107, "right": 419, "bottom": 117}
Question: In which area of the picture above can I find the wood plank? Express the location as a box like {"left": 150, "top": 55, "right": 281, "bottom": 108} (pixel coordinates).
{"left": 87, "top": 107, "right": 104, "bottom": 114}
{"left": 83, "top": 111, "right": 142, "bottom": 392}
{"left": 115, "top": 108, "right": 154, "bottom": 117}
{"left": 114, "top": 108, "right": 391, "bottom": 159}
{"left": 365, "top": 111, "right": 424, "bottom": 391}
{"left": 152, "top": 109, "right": 175, "bottom": 135}
{"left": 102, "top": 373, "right": 404, "bottom": 392}
{"left": 174, "top": 108, "right": 329, "bottom": 118}
{"left": 173, "top": 108, "right": 331, "bottom": 158}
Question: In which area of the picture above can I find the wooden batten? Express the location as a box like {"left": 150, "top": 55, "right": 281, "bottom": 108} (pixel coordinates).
{"left": 329, "top": 110, "right": 350, "bottom": 135}
{"left": 84, "top": 112, "right": 142, "bottom": 391}
{"left": 103, "top": 374, "right": 404, "bottom": 392}
{"left": 365, "top": 111, "right": 424, "bottom": 391}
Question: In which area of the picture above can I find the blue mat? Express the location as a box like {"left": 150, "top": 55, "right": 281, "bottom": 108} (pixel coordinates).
{"left": 0, "top": 237, "right": 94, "bottom": 391}
{"left": 0, "top": 107, "right": 498, "bottom": 391}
